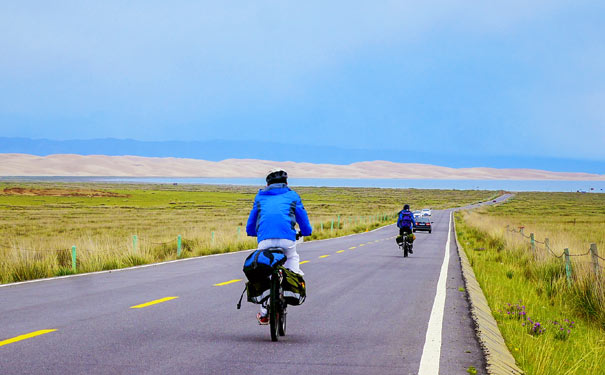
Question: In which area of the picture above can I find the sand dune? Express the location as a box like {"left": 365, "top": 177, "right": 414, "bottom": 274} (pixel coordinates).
{"left": 0, "top": 153, "right": 603, "bottom": 181}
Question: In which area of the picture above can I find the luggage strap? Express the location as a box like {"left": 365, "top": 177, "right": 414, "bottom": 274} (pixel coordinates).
{"left": 236, "top": 285, "right": 247, "bottom": 310}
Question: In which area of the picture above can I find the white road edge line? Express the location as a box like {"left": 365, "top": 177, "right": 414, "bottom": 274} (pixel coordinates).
{"left": 418, "top": 211, "right": 452, "bottom": 375}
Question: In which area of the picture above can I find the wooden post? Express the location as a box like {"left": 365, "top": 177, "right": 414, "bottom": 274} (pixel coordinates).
{"left": 590, "top": 244, "right": 600, "bottom": 277}
{"left": 545, "top": 238, "right": 550, "bottom": 250}
{"left": 564, "top": 248, "right": 572, "bottom": 286}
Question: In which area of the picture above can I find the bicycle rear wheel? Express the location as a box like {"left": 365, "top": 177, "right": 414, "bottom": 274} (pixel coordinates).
{"left": 278, "top": 306, "right": 286, "bottom": 336}
{"left": 269, "top": 274, "right": 280, "bottom": 342}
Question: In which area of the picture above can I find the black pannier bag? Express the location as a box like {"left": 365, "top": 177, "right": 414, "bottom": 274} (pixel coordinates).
{"left": 246, "top": 278, "right": 271, "bottom": 304}
{"left": 396, "top": 233, "right": 415, "bottom": 246}
{"left": 396, "top": 235, "right": 404, "bottom": 246}
{"left": 243, "top": 248, "right": 286, "bottom": 282}
{"left": 280, "top": 266, "right": 306, "bottom": 305}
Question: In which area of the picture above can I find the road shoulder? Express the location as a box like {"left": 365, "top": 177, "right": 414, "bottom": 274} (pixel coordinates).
{"left": 454, "top": 216, "right": 524, "bottom": 375}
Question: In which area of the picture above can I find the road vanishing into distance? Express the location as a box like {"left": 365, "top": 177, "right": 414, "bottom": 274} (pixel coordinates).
{"left": 0, "top": 194, "right": 513, "bottom": 375}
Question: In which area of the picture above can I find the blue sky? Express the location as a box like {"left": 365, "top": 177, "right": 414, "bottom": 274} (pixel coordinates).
{"left": 1, "top": 1, "right": 604, "bottom": 163}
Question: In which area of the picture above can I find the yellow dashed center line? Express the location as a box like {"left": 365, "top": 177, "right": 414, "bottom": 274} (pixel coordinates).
{"left": 0, "top": 329, "right": 57, "bottom": 347}
{"left": 349, "top": 246, "right": 356, "bottom": 250}
{"left": 319, "top": 255, "right": 330, "bottom": 258}
{"left": 130, "top": 296, "right": 179, "bottom": 309}
{"left": 336, "top": 250, "right": 345, "bottom": 253}
{"left": 300, "top": 260, "right": 310, "bottom": 264}
{"left": 359, "top": 244, "right": 365, "bottom": 247}
{"left": 213, "top": 279, "right": 242, "bottom": 286}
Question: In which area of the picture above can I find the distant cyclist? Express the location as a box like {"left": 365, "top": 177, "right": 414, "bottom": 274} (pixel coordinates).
{"left": 397, "top": 204, "right": 416, "bottom": 253}
{"left": 246, "top": 168, "right": 313, "bottom": 324}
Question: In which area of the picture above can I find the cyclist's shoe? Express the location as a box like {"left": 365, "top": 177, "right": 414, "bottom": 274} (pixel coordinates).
{"left": 257, "top": 312, "right": 269, "bottom": 325}
{"left": 409, "top": 247, "right": 414, "bottom": 254}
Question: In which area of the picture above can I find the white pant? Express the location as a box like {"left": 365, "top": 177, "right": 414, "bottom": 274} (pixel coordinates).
{"left": 258, "top": 238, "right": 302, "bottom": 316}
{"left": 258, "top": 238, "right": 303, "bottom": 275}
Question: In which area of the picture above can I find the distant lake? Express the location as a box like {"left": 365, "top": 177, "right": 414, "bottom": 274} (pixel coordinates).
{"left": 2, "top": 176, "right": 604, "bottom": 193}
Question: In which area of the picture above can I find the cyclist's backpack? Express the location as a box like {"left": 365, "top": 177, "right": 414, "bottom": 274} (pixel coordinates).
{"left": 397, "top": 210, "right": 413, "bottom": 228}
{"left": 243, "top": 248, "right": 286, "bottom": 282}
{"left": 280, "top": 267, "right": 306, "bottom": 305}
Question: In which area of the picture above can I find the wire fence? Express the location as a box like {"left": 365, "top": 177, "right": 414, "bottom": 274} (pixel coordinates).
{"left": 505, "top": 225, "right": 603, "bottom": 282}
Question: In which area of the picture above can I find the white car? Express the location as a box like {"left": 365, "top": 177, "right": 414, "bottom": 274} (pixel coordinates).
{"left": 421, "top": 208, "right": 432, "bottom": 216}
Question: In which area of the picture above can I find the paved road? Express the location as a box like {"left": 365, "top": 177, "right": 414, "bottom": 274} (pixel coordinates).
{"left": 0, "top": 194, "right": 512, "bottom": 374}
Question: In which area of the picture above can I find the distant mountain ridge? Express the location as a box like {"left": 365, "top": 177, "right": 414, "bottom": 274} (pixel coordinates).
{"left": 1, "top": 154, "right": 603, "bottom": 180}
{"left": 0, "top": 137, "right": 603, "bottom": 174}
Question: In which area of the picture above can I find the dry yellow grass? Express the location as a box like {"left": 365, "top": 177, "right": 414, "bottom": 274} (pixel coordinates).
{"left": 0, "top": 182, "right": 498, "bottom": 283}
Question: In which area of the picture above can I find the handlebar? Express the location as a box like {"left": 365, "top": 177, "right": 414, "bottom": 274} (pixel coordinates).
{"left": 296, "top": 231, "right": 302, "bottom": 240}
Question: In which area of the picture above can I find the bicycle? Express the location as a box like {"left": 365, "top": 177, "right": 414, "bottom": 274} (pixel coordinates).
{"left": 239, "top": 231, "right": 304, "bottom": 342}
{"left": 396, "top": 232, "right": 414, "bottom": 257}
{"left": 238, "top": 247, "right": 288, "bottom": 341}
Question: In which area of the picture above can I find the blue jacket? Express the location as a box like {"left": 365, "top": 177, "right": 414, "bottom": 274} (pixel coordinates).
{"left": 246, "top": 183, "right": 313, "bottom": 242}
{"left": 397, "top": 209, "right": 416, "bottom": 229}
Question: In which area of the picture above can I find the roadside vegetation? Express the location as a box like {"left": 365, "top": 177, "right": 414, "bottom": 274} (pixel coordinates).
{"left": 455, "top": 192, "right": 605, "bottom": 374}
{"left": 0, "top": 182, "right": 498, "bottom": 283}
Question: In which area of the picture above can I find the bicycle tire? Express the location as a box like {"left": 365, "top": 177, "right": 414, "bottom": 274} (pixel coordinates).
{"left": 279, "top": 306, "right": 286, "bottom": 336}
{"left": 403, "top": 243, "right": 409, "bottom": 257}
{"left": 269, "top": 273, "right": 280, "bottom": 342}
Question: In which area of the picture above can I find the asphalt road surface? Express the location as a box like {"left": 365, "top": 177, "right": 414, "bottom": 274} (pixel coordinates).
{"left": 0, "top": 194, "right": 513, "bottom": 374}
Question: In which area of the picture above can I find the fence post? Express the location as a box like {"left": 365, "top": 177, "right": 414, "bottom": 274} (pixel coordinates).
{"left": 519, "top": 227, "right": 524, "bottom": 236}
{"left": 133, "top": 235, "right": 138, "bottom": 252}
{"left": 71, "top": 245, "right": 77, "bottom": 272}
{"left": 177, "top": 235, "right": 182, "bottom": 257}
{"left": 530, "top": 233, "right": 535, "bottom": 254}
{"left": 211, "top": 231, "right": 215, "bottom": 245}
{"left": 331, "top": 220, "right": 334, "bottom": 233}
{"left": 321, "top": 222, "right": 324, "bottom": 231}
{"left": 564, "top": 248, "right": 572, "bottom": 286}
{"left": 590, "top": 244, "right": 600, "bottom": 277}
{"left": 237, "top": 226, "right": 241, "bottom": 240}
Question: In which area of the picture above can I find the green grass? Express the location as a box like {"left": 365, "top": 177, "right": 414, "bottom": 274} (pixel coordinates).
{"left": 0, "top": 182, "right": 498, "bottom": 283}
{"left": 455, "top": 193, "right": 605, "bottom": 374}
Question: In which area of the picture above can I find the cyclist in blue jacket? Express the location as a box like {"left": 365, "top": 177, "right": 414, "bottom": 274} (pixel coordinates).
{"left": 397, "top": 204, "right": 416, "bottom": 254}
{"left": 246, "top": 168, "right": 313, "bottom": 324}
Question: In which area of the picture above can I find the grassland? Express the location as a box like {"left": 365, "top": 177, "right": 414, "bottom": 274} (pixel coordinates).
{"left": 0, "top": 182, "right": 498, "bottom": 284}
{"left": 456, "top": 192, "right": 605, "bottom": 374}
